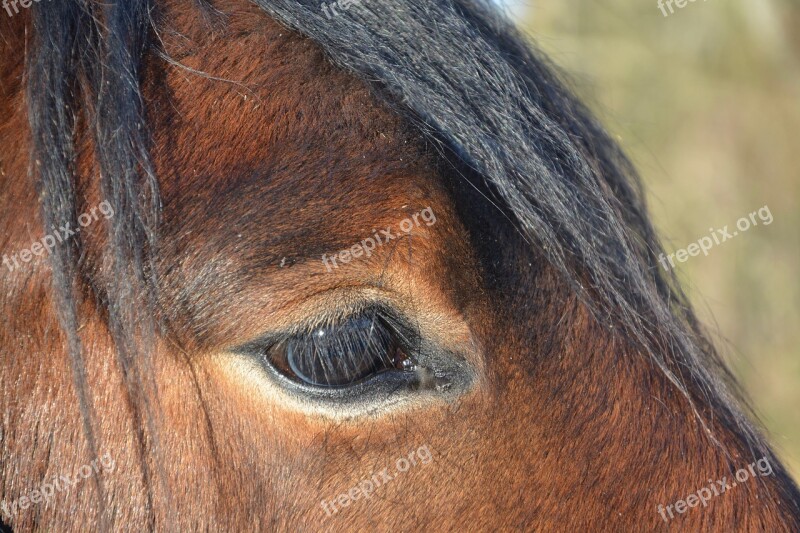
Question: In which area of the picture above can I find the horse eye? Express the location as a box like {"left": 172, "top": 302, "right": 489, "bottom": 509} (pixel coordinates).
{"left": 264, "top": 315, "right": 418, "bottom": 388}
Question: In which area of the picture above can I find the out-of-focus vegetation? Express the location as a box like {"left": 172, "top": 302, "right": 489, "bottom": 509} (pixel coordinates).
{"left": 514, "top": 0, "right": 800, "bottom": 477}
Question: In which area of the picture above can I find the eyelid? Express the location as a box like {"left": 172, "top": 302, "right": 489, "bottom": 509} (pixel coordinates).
{"left": 231, "top": 303, "right": 423, "bottom": 358}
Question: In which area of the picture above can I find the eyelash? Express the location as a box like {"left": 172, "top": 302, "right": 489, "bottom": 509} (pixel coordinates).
{"left": 262, "top": 312, "right": 419, "bottom": 388}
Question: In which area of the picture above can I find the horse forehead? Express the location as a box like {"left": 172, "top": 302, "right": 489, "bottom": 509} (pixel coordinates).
{"left": 139, "top": 0, "right": 463, "bottom": 348}
{"left": 146, "top": 0, "right": 443, "bottom": 248}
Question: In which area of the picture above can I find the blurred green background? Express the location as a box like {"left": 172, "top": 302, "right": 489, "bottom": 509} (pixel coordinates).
{"left": 508, "top": 0, "right": 800, "bottom": 477}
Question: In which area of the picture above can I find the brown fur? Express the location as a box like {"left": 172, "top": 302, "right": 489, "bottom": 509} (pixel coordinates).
{"left": 1, "top": 1, "right": 798, "bottom": 530}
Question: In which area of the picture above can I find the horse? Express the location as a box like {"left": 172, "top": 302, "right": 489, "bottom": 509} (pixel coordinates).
{"left": 1, "top": 0, "right": 798, "bottom": 530}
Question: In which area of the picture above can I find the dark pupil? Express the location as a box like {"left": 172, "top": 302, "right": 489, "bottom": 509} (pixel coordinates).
{"left": 284, "top": 317, "right": 396, "bottom": 387}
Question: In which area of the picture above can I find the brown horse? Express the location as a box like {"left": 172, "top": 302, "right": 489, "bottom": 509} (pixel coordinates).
{"left": 1, "top": 0, "right": 798, "bottom": 530}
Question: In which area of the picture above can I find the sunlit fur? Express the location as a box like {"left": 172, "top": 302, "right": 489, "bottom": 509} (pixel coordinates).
{"left": 1, "top": 0, "right": 799, "bottom": 530}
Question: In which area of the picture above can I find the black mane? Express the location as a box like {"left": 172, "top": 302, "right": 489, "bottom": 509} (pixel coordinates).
{"left": 252, "top": 0, "right": 780, "bottom": 459}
